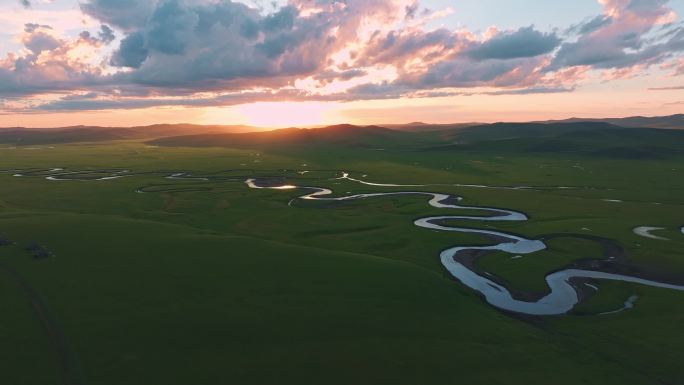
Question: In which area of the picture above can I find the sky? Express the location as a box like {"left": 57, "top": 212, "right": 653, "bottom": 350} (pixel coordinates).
{"left": 1, "top": 0, "right": 683, "bottom": 128}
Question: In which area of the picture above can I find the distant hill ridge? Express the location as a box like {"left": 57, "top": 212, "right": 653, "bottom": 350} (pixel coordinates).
{"left": 535, "top": 114, "right": 684, "bottom": 130}
{"left": 148, "top": 124, "right": 409, "bottom": 148}
{"left": 1, "top": 114, "right": 683, "bottom": 146}
{"left": 0, "top": 123, "right": 255, "bottom": 145}
{"left": 423, "top": 121, "right": 684, "bottom": 160}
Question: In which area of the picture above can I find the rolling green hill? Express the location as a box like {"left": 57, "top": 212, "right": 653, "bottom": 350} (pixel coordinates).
{"left": 426, "top": 122, "right": 684, "bottom": 159}
{"left": 149, "top": 124, "right": 424, "bottom": 149}
{"left": 538, "top": 114, "right": 684, "bottom": 129}
{"left": 0, "top": 124, "right": 254, "bottom": 145}
{"left": 4, "top": 118, "right": 684, "bottom": 161}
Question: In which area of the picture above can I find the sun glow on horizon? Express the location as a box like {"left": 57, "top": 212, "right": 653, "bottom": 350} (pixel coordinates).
{"left": 236, "top": 101, "right": 341, "bottom": 128}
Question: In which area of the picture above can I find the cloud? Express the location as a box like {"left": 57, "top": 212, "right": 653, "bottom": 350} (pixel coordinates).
{"left": 548, "top": 0, "right": 684, "bottom": 71}
{"left": 98, "top": 25, "right": 115, "bottom": 44}
{"left": 30, "top": 89, "right": 313, "bottom": 111}
{"left": 0, "top": 23, "right": 109, "bottom": 96}
{"left": 358, "top": 27, "right": 462, "bottom": 70}
{"left": 484, "top": 86, "right": 574, "bottom": 95}
{"left": 467, "top": 26, "right": 561, "bottom": 60}
{"left": 104, "top": 1, "right": 328, "bottom": 86}
{"left": 660, "top": 58, "right": 684, "bottom": 75}
{"left": 313, "top": 69, "right": 369, "bottom": 83}
{"left": 23, "top": 23, "right": 51, "bottom": 33}
{"left": 404, "top": 1, "right": 419, "bottom": 20}
{"left": 144, "top": 0, "right": 198, "bottom": 55}
{"left": 22, "top": 25, "right": 61, "bottom": 53}
{"left": 1, "top": 0, "right": 683, "bottom": 112}
{"left": 408, "top": 57, "right": 544, "bottom": 88}
{"left": 649, "top": 85, "right": 684, "bottom": 90}
{"left": 111, "top": 32, "right": 148, "bottom": 68}
{"left": 80, "top": 0, "right": 158, "bottom": 30}
{"left": 569, "top": 15, "right": 613, "bottom": 35}
{"left": 19, "top": 0, "right": 30, "bottom": 9}
{"left": 95, "top": 0, "right": 417, "bottom": 93}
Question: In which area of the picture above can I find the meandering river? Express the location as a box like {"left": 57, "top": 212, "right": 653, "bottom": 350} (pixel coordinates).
{"left": 6, "top": 167, "right": 684, "bottom": 316}
{"left": 247, "top": 173, "right": 684, "bottom": 316}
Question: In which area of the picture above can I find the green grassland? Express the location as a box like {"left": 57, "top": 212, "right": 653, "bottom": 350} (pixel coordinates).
{"left": 0, "top": 125, "right": 683, "bottom": 384}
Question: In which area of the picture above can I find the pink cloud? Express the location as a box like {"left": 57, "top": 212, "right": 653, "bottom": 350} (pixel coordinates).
{"left": 661, "top": 58, "right": 684, "bottom": 76}
{"left": 0, "top": 0, "right": 682, "bottom": 113}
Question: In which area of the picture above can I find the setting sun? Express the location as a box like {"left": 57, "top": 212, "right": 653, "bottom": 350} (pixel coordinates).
{"left": 236, "top": 101, "right": 339, "bottom": 128}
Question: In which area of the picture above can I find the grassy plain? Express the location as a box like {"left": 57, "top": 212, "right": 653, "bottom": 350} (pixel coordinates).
{"left": 0, "top": 132, "right": 683, "bottom": 385}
